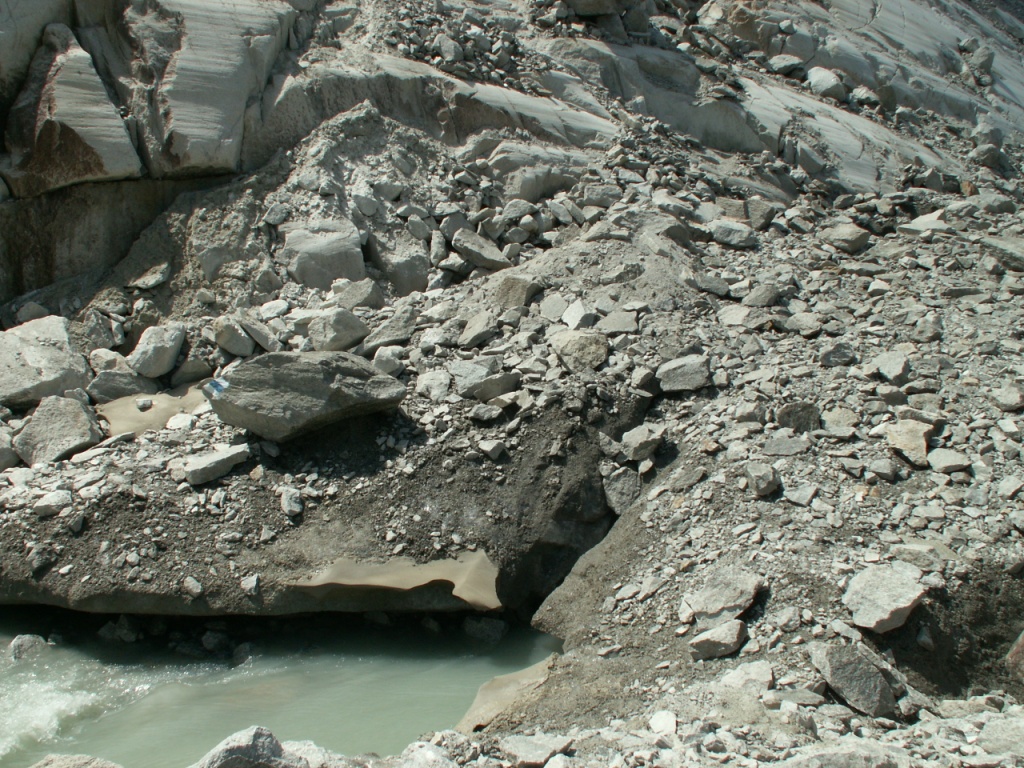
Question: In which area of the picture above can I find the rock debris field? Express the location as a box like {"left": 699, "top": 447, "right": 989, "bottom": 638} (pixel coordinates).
{"left": 2, "top": 0, "right": 1024, "bottom": 765}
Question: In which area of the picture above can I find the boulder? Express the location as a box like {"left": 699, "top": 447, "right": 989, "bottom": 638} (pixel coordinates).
{"left": 0, "top": 316, "right": 92, "bottom": 409}
{"left": 806, "top": 67, "right": 847, "bottom": 100}
{"left": 85, "top": 371, "right": 160, "bottom": 405}
{"left": 13, "top": 396, "right": 104, "bottom": 465}
{"left": 2, "top": 24, "right": 142, "bottom": 197}
{"left": 207, "top": 352, "right": 406, "bottom": 441}
{"left": 656, "top": 355, "right": 711, "bottom": 392}
{"left": 842, "top": 562, "right": 926, "bottom": 633}
{"left": 821, "top": 223, "right": 870, "bottom": 254}
{"left": 680, "top": 568, "right": 763, "bottom": 627}
{"left": 283, "top": 220, "right": 366, "bottom": 290}
{"left": 979, "top": 717, "right": 1024, "bottom": 757}
{"left": 78, "top": 0, "right": 297, "bottom": 178}
{"left": 308, "top": 309, "right": 371, "bottom": 352}
{"left": 689, "top": 620, "right": 749, "bottom": 661}
{"left": 451, "top": 229, "right": 512, "bottom": 271}
{"left": 808, "top": 642, "right": 896, "bottom": 717}
{"left": 213, "top": 315, "right": 256, "bottom": 357}
{"left": 710, "top": 219, "right": 756, "bottom": 249}
{"left": 188, "top": 726, "right": 307, "bottom": 768}
{"left": 126, "top": 323, "right": 187, "bottom": 379}
{"left": 550, "top": 330, "right": 608, "bottom": 372}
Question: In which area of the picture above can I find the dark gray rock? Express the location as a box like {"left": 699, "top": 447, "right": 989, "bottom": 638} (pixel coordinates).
{"left": 207, "top": 352, "right": 406, "bottom": 442}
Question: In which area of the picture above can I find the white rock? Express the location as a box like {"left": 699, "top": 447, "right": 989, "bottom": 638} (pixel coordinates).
{"left": 126, "top": 323, "right": 187, "bottom": 379}
{"left": 842, "top": 562, "right": 926, "bottom": 633}
{"left": 183, "top": 444, "right": 250, "bottom": 486}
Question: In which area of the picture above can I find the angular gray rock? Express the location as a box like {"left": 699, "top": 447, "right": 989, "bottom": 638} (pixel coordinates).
{"left": 808, "top": 642, "right": 897, "bottom": 717}
{"left": 681, "top": 568, "right": 763, "bottom": 627}
{"left": 184, "top": 444, "right": 251, "bottom": 486}
{"left": 689, "top": 620, "right": 749, "bottom": 661}
{"left": 0, "top": 429, "right": 18, "bottom": 470}
{"left": 842, "top": 562, "right": 925, "bottom": 633}
{"left": 13, "top": 396, "right": 104, "bottom": 465}
{"left": 745, "top": 462, "right": 780, "bottom": 497}
{"left": 86, "top": 371, "right": 160, "bottom": 405}
{"left": 886, "top": 420, "right": 932, "bottom": 468}
{"left": 308, "top": 309, "right": 370, "bottom": 352}
{"left": 499, "top": 733, "right": 573, "bottom": 768}
{"left": 926, "top": 448, "right": 971, "bottom": 474}
{"left": 207, "top": 352, "right": 406, "bottom": 441}
{"left": 821, "top": 223, "right": 870, "bottom": 253}
{"left": 776, "top": 401, "right": 821, "bottom": 433}
{"left": 709, "top": 219, "right": 756, "bottom": 249}
{"left": 283, "top": 220, "right": 366, "bottom": 291}
{"left": 213, "top": 315, "right": 256, "bottom": 357}
{"left": 188, "top": 726, "right": 307, "bottom": 768}
{"left": 656, "top": 355, "right": 711, "bottom": 392}
{"left": 806, "top": 66, "right": 847, "bottom": 100}
{"left": 126, "top": 323, "right": 186, "bottom": 379}
{"left": 0, "top": 317, "right": 92, "bottom": 409}
{"left": 550, "top": 330, "right": 608, "bottom": 372}
{"left": 451, "top": 229, "right": 512, "bottom": 270}
{"left": 603, "top": 466, "right": 641, "bottom": 515}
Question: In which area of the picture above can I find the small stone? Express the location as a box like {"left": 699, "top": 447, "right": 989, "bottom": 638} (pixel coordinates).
{"left": 872, "top": 351, "right": 912, "bottom": 386}
{"left": 745, "top": 462, "right": 780, "bottom": 496}
{"left": 34, "top": 490, "right": 73, "bottom": 519}
{"left": 183, "top": 444, "right": 250, "bottom": 485}
{"left": 603, "top": 466, "right": 640, "bottom": 515}
{"left": 280, "top": 487, "right": 304, "bottom": 517}
{"left": 821, "top": 343, "right": 857, "bottom": 367}
{"left": 451, "top": 229, "right": 511, "bottom": 271}
{"left": 648, "top": 711, "right": 677, "bottom": 736}
{"left": 500, "top": 734, "right": 573, "bottom": 768}
{"left": 240, "top": 574, "right": 260, "bottom": 597}
{"left": 479, "top": 439, "right": 507, "bottom": 460}
{"left": 886, "top": 421, "right": 933, "bottom": 468}
{"left": 126, "top": 323, "right": 186, "bottom": 378}
{"left": 182, "top": 576, "right": 204, "bottom": 598}
{"left": 620, "top": 423, "right": 665, "bottom": 461}
{"left": 776, "top": 401, "right": 821, "bottom": 433}
{"left": 992, "top": 384, "right": 1024, "bottom": 412}
{"left": 926, "top": 448, "right": 971, "bottom": 474}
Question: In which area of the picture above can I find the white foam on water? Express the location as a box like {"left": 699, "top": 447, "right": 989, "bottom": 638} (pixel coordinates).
{"left": 0, "top": 626, "right": 559, "bottom": 768}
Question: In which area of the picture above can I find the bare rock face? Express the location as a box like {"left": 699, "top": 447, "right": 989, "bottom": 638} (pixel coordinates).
{"left": 207, "top": 352, "right": 407, "bottom": 441}
{"left": 2, "top": 24, "right": 142, "bottom": 197}
{"left": 75, "top": 0, "right": 298, "bottom": 178}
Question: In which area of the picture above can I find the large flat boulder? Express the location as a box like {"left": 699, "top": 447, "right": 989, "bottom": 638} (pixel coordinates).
{"left": 2, "top": 24, "right": 142, "bottom": 197}
{"left": 0, "top": 316, "right": 92, "bottom": 409}
{"left": 207, "top": 352, "right": 407, "bottom": 441}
